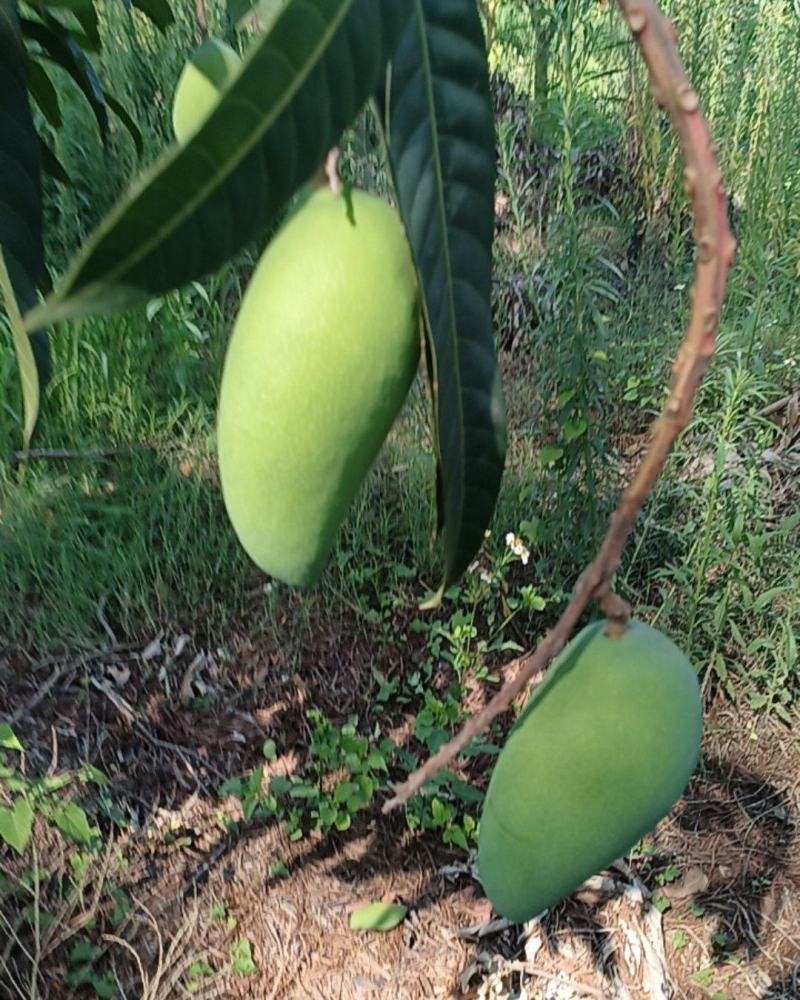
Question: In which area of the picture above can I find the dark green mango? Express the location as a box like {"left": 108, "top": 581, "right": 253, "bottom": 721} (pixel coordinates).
{"left": 478, "top": 620, "right": 702, "bottom": 923}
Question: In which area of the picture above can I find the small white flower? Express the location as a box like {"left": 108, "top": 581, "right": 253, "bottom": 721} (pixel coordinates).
{"left": 484, "top": 529, "right": 492, "bottom": 539}
{"left": 785, "top": 357, "right": 797, "bottom": 368}
{"left": 505, "top": 532, "right": 516, "bottom": 547}
{"left": 480, "top": 568, "right": 495, "bottom": 585}
{"left": 674, "top": 282, "right": 686, "bottom": 291}
{"left": 519, "top": 547, "right": 530, "bottom": 566}
{"left": 468, "top": 560, "right": 480, "bottom": 574}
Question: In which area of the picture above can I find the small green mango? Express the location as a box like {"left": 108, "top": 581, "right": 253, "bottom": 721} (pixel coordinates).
{"left": 217, "top": 187, "right": 419, "bottom": 586}
{"left": 171, "top": 38, "right": 241, "bottom": 143}
{"left": 478, "top": 620, "right": 702, "bottom": 923}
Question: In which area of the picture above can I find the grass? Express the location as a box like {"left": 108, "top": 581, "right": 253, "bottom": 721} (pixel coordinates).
{"left": 0, "top": 0, "right": 796, "bottom": 778}
{"left": 1, "top": 2, "right": 799, "bottom": 995}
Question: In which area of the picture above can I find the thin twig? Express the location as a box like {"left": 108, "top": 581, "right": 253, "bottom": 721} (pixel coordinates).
{"left": 758, "top": 391, "right": 797, "bottom": 418}
{"left": 8, "top": 445, "right": 152, "bottom": 465}
{"left": 384, "top": 0, "right": 736, "bottom": 813}
{"left": 195, "top": 0, "right": 208, "bottom": 40}
{"left": 8, "top": 662, "right": 72, "bottom": 725}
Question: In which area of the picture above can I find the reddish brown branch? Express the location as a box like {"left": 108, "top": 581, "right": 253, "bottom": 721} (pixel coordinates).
{"left": 383, "top": 0, "right": 736, "bottom": 814}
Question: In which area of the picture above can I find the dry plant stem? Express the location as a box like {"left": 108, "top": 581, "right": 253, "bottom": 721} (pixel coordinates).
{"left": 195, "top": 0, "right": 208, "bottom": 40}
{"left": 383, "top": 0, "right": 736, "bottom": 814}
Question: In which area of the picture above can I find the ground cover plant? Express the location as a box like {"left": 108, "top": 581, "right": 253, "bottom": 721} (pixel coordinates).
{"left": 1, "top": 0, "right": 798, "bottom": 996}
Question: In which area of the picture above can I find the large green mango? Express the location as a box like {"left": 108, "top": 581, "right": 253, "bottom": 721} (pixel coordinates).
{"left": 478, "top": 620, "right": 702, "bottom": 923}
{"left": 217, "top": 188, "right": 419, "bottom": 586}
{"left": 171, "top": 38, "right": 241, "bottom": 143}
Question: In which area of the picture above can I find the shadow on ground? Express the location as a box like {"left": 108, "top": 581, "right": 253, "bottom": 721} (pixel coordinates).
{"left": 1, "top": 636, "right": 798, "bottom": 998}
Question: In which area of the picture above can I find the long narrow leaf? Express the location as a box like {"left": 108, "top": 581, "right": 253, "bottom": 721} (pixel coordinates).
{"left": 386, "top": 0, "right": 505, "bottom": 587}
{"left": 20, "top": 13, "right": 108, "bottom": 140}
{"left": 43, "top": 0, "right": 100, "bottom": 47}
{"left": 0, "top": 249, "right": 39, "bottom": 447}
{"left": 39, "top": 135, "right": 71, "bottom": 185}
{"left": 0, "top": 0, "right": 50, "bottom": 389}
{"left": 26, "top": 55, "right": 62, "bottom": 128}
{"left": 130, "top": 0, "right": 174, "bottom": 31}
{"left": 25, "top": 0, "right": 413, "bottom": 328}
{"left": 106, "top": 91, "right": 143, "bottom": 156}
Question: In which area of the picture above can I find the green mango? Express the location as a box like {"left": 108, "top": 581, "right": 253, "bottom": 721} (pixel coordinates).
{"left": 478, "top": 620, "right": 702, "bottom": 923}
{"left": 217, "top": 187, "right": 419, "bottom": 587}
{"left": 171, "top": 38, "right": 241, "bottom": 144}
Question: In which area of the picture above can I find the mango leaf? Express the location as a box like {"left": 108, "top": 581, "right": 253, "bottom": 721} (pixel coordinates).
{"left": 384, "top": 0, "right": 505, "bottom": 588}
{"left": 0, "top": 798, "right": 33, "bottom": 854}
{"left": 131, "top": 0, "right": 174, "bottom": 31}
{"left": 42, "top": 0, "right": 100, "bottom": 47}
{"left": 20, "top": 13, "right": 108, "bottom": 140}
{"left": 228, "top": 0, "right": 289, "bottom": 31}
{"left": 106, "top": 92, "right": 143, "bottom": 156}
{"left": 349, "top": 901, "right": 407, "bottom": 931}
{"left": 226, "top": 0, "right": 252, "bottom": 25}
{"left": 26, "top": 55, "right": 62, "bottom": 128}
{"left": 39, "top": 135, "right": 71, "bottom": 185}
{"left": 25, "top": 0, "right": 414, "bottom": 328}
{"left": 0, "top": 0, "right": 50, "bottom": 389}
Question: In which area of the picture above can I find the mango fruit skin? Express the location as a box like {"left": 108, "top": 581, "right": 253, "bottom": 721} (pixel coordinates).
{"left": 478, "top": 620, "right": 702, "bottom": 923}
{"left": 217, "top": 188, "right": 419, "bottom": 587}
{"left": 172, "top": 38, "right": 241, "bottom": 143}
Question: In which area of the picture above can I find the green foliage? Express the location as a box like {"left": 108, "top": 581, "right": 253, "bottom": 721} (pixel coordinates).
{"left": 0, "top": 798, "right": 34, "bottom": 854}
{"left": 26, "top": 0, "right": 415, "bottom": 326}
{"left": 385, "top": 0, "right": 506, "bottom": 588}
{"left": 0, "top": 11, "right": 797, "bottom": 972}
{"left": 0, "top": 725, "right": 103, "bottom": 852}
{"left": 185, "top": 959, "right": 215, "bottom": 993}
{"left": 2, "top": 0, "right": 509, "bottom": 590}
{"left": 219, "top": 711, "right": 395, "bottom": 837}
{"left": 229, "top": 937, "right": 257, "bottom": 976}
{"left": 349, "top": 901, "right": 407, "bottom": 932}
{"left": 65, "top": 940, "right": 117, "bottom": 997}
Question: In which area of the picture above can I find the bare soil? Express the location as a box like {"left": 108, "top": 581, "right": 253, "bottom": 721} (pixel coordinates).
{"left": 1, "top": 629, "right": 798, "bottom": 999}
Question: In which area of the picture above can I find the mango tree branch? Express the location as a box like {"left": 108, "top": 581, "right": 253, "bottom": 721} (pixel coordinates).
{"left": 383, "top": 0, "right": 736, "bottom": 814}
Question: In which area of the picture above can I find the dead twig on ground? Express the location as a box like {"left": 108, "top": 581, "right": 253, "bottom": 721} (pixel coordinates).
{"left": 384, "top": 0, "right": 736, "bottom": 813}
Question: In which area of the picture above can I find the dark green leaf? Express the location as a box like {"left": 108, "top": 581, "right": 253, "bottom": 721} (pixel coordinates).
{"left": 0, "top": 0, "right": 50, "bottom": 388}
{"left": 39, "top": 135, "right": 70, "bottom": 185}
{"left": 105, "top": 91, "right": 143, "bottom": 156}
{"left": 20, "top": 13, "right": 108, "bottom": 141}
{"left": 252, "top": 0, "right": 290, "bottom": 31}
{"left": 385, "top": 0, "right": 505, "bottom": 586}
{"left": 24, "top": 0, "right": 414, "bottom": 328}
{"left": 26, "top": 55, "right": 62, "bottom": 127}
{"left": 43, "top": 0, "right": 99, "bottom": 47}
{"left": 226, "top": 0, "right": 253, "bottom": 26}
{"left": 131, "top": 0, "right": 174, "bottom": 31}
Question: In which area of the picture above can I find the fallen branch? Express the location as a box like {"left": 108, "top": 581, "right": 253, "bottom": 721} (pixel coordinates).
{"left": 384, "top": 0, "right": 736, "bottom": 813}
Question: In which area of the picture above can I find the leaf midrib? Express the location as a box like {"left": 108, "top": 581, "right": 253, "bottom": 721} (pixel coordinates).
{"left": 413, "top": 0, "right": 465, "bottom": 545}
